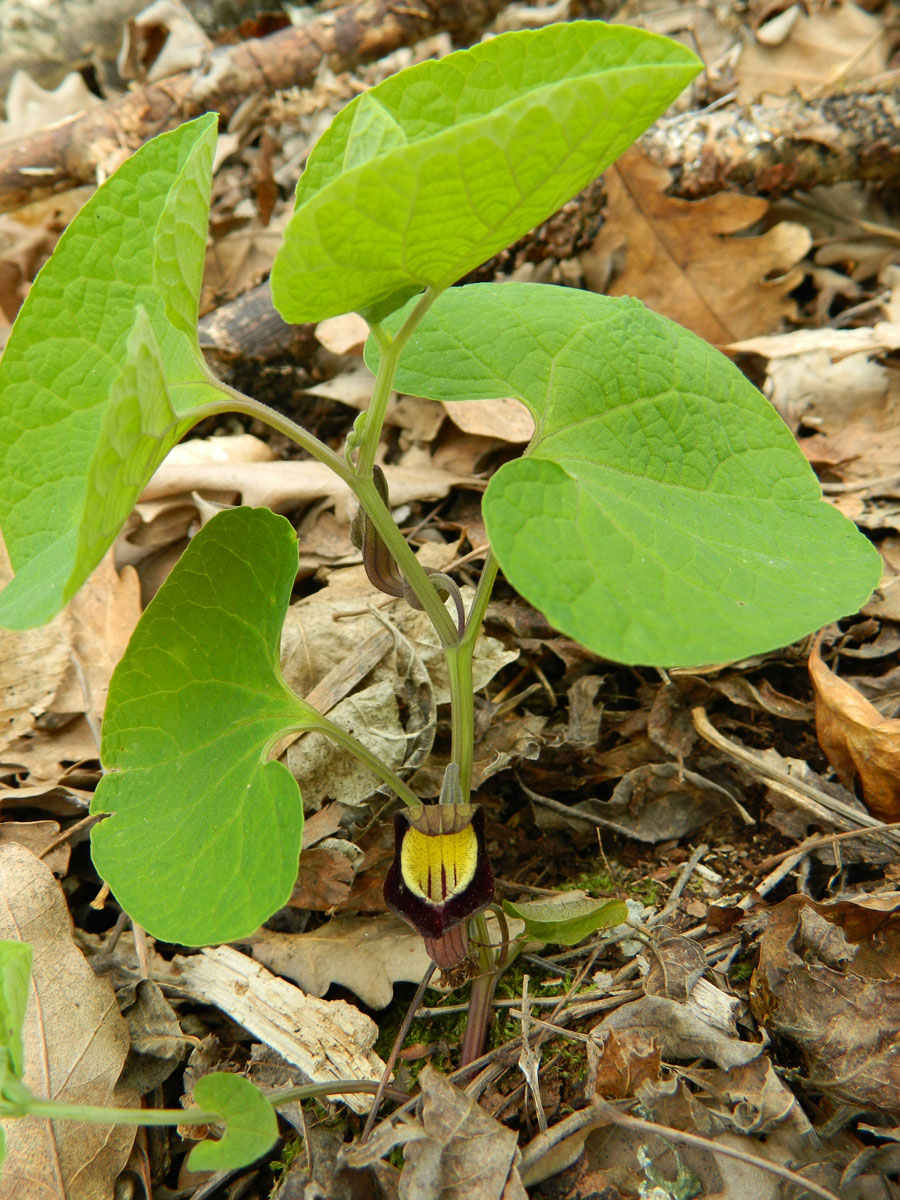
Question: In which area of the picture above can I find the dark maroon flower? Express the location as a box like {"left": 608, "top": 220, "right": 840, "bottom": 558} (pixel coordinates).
{"left": 384, "top": 804, "right": 494, "bottom": 969}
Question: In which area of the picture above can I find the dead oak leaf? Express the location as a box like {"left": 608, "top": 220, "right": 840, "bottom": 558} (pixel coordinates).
{"left": 582, "top": 147, "right": 810, "bottom": 343}
{"left": 809, "top": 633, "right": 900, "bottom": 822}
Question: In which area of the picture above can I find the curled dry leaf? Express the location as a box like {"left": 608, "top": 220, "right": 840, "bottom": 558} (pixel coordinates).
{"left": 809, "top": 633, "right": 900, "bottom": 821}
{"left": 750, "top": 894, "right": 900, "bottom": 1113}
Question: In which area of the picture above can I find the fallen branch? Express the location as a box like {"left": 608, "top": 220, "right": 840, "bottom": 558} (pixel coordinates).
{"left": 0, "top": 0, "right": 507, "bottom": 212}
{"left": 641, "top": 84, "right": 900, "bottom": 199}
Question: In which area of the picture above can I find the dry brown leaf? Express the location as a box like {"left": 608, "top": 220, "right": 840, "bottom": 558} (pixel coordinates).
{"left": 0, "top": 843, "right": 136, "bottom": 1200}
{"left": 50, "top": 553, "right": 141, "bottom": 723}
{"left": 0, "top": 819, "right": 69, "bottom": 875}
{"left": 591, "top": 1028, "right": 661, "bottom": 1101}
{"left": 442, "top": 396, "right": 534, "bottom": 443}
{"left": 402, "top": 1068, "right": 528, "bottom": 1200}
{"left": 750, "top": 894, "right": 900, "bottom": 1112}
{"left": 583, "top": 147, "right": 810, "bottom": 343}
{"left": 290, "top": 842, "right": 359, "bottom": 910}
{"left": 737, "top": 2, "right": 887, "bottom": 101}
{"left": 809, "top": 633, "right": 900, "bottom": 821}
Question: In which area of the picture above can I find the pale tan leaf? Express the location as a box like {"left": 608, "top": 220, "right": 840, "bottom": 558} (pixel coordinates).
{"left": 442, "top": 396, "right": 534, "bottom": 443}
{"left": 737, "top": 3, "right": 887, "bottom": 101}
{"left": 0, "top": 843, "right": 136, "bottom": 1200}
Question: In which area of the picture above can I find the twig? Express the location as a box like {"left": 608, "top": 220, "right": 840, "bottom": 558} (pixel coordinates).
{"left": 757, "top": 820, "right": 900, "bottom": 870}
{"left": 360, "top": 961, "right": 436, "bottom": 1143}
{"left": 692, "top": 707, "right": 900, "bottom": 847}
{"left": 517, "top": 976, "right": 548, "bottom": 1133}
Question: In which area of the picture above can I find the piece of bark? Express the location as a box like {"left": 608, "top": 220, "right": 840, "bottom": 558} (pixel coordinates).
{"left": 0, "top": 0, "right": 508, "bottom": 213}
{"left": 639, "top": 85, "right": 900, "bottom": 199}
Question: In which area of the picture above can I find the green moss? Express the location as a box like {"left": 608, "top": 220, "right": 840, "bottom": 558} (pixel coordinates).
{"left": 270, "top": 1135, "right": 303, "bottom": 1179}
{"left": 561, "top": 867, "right": 659, "bottom": 907}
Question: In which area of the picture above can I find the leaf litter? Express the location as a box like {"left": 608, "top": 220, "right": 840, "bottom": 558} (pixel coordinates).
{"left": 2, "top": 1, "right": 900, "bottom": 1198}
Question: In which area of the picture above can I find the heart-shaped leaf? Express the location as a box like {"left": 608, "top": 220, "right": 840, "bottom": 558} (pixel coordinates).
{"left": 503, "top": 894, "right": 628, "bottom": 945}
{"left": 0, "top": 114, "right": 220, "bottom": 630}
{"left": 270, "top": 22, "right": 700, "bottom": 323}
{"left": 188, "top": 1073, "right": 278, "bottom": 1171}
{"left": 91, "top": 507, "right": 314, "bottom": 946}
{"left": 368, "top": 284, "right": 881, "bottom": 666}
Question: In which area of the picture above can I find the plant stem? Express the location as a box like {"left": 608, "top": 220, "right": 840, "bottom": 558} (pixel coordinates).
{"left": 18, "top": 1079, "right": 393, "bottom": 1129}
{"left": 201, "top": 386, "right": 458, "bottom": 648}
{"left": 443, "top": 552, "right": 499, "bottom": 804}
{"left": 460, "top": 911, "right": 501, "bottom": 1066}
{"left": 355, "top": 289, "right": 439, "bottom": 478}
{"left": 297, "top": 704, "right": 421, "bottom": 808}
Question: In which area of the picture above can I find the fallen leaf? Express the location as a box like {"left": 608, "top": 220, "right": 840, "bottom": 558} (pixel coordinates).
{"left": 401, "top": 1067, "right": 528, "bottom": 1200}
{"left": 596, "top": 993, "right": 760, "bottom": 1070}
{"left": 591, "top": 1028, "right": 661, "bottom": 1101}
{"left": 582, "top": 147, "right": 810, "bottom": 343}
{"left": 315, "top": 312, "right": 369, "bottom": 355}
{"left": 247, "top": 914, "right": 432, "bottom": 1009}
{"left": 169, "top": 945, "right": 384, "bottom": 1113}
{"left": 441, "top": 396, "right": 534, "bottom": 443}
{"left": 0, "top": 819, "right": 69, "bottom": 875}
{"left": 0, "top": 534, "right": 72, "bottom": 755}
{"left": 0, "top": 843, "right": 136, "bottom": 1200}
{"left": 736, "top": 2, "right": 887, "bottom": 101}
{"left": 809, "top": 633, "right": 900, "bottom": 821}
{"left": 50, "top": 553, "right": 142, "bottom": 724}
{"left": 348, "top": 1066, "right": 528, "bottom": 1200}
{"left": 750, "top": 895, "right": 900, "bottom": 1112}
{"left": 538, "top": 762, "right": 743, "bottom": 843}
{"left": 290, "top": 841, "right": 360, "bottom": 910}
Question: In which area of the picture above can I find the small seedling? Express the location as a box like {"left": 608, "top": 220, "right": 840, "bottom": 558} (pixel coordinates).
{"left": 0, "top": 19, "right": 879, "bottom": 1174}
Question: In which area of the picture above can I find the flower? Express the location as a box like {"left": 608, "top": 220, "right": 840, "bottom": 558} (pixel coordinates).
{"left": 384, "top": 803, "right": 494, "bottom": 969}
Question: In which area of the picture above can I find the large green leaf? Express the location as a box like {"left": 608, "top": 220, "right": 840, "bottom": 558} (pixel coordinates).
{"left": 188, "top": 1074, "right": 278, "bottom": 1171}
{"left": 0, "top": 114, "right": 220, "bottom": 630}
{"left": 270, "top": 22, "right": 700, "bottom": 323}
{"left": 368, "top": 284, "right": 881, "bottom": 666}
{"left": 91, "top": 507, "right": 314, "bottom": 946}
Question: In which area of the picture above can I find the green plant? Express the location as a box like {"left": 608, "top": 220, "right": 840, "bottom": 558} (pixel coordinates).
{"left": 0, "top": 19, "right": 880, "bottom": 1174}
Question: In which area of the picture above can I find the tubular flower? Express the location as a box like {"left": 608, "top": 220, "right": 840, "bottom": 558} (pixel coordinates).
{"left": 384, "top": 804, "right": 494, "bottom": 969}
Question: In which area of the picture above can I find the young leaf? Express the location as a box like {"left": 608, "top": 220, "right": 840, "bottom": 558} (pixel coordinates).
{"left": 367, "top": 284, "right": 881, "bottom": 667}
{"left": 271, "top": 22, "right": 700, "bottom": 323}
{"left": 502, "top": 894, "right": 628, "bottom": 945}
{"left": 0, "top": 114, "right": 221, "bottom": 631}
{"left": 187, "top": 1073, "right": 278, "bottom": 1171}
{"left": 91, "top": 507, "right": 315, "bottom": 946}
{"left": 0, "top": 943, "right": 31, "bottom": 1083}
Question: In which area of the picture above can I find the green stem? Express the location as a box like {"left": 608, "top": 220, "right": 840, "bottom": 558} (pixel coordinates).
{"left": 202, "top": 384, "right": 457, "bottom": 648}
{"left": 355, "top": 289, "right": 439, "bottom": 478}
{"left": 460, "top": 911, "right": 500, "bottom": 1066}
{"left": 445, "top": 642, "right": 475, "bottom": 804}
{"left": 296, "top": 703, "right": 420, "bottom": 808}
{"left": 443, "top": 552, "right": 500, "bottom": 803}
{"left": 18, "top": 1079, "right": 389, "bottom": 1129}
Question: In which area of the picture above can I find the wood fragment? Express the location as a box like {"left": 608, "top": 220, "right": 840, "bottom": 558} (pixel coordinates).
{"left": 641, "top": 85, "right": 900, "bottom": 199}
{"left": 0, "top": 0, "right": 508, "bottom": 213}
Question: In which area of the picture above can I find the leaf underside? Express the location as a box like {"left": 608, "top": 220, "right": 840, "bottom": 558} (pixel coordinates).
{"left": 91, "top": 507, "right": 310, "bottom": 946}
{"left": 0, "top": 113, "right": 220, "bottom": 630}
{"left": 271, "top": 22, "right": 700, "bottom": 323}
{"left": 368, "top": 284, "right": 881, "bottom": 667}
